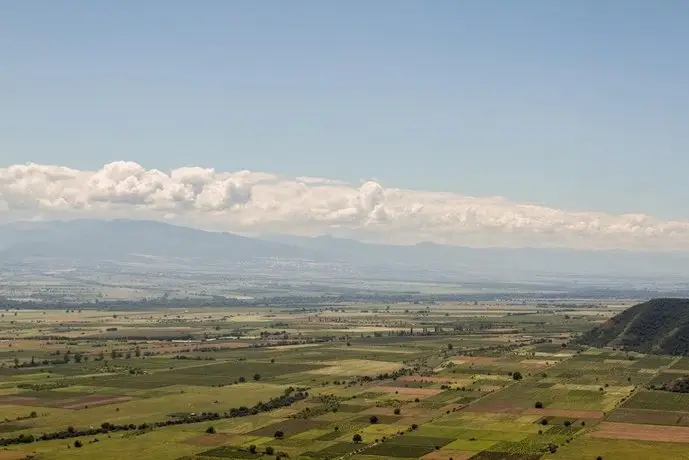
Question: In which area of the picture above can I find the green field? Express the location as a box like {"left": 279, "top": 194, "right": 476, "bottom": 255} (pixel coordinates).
{"left": 2, "top": 301, "right": 688, "bottom": 459}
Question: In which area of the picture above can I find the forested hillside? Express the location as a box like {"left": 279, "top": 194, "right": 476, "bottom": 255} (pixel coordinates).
{"left": 578, "top": 298, "right": 689, "bottom": 354}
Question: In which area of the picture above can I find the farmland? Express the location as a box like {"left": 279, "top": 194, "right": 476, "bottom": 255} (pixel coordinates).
{"left": 1, "top": 300, "right": 688, "bottom": 459}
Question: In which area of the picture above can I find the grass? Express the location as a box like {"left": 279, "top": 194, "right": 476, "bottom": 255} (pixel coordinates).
{"left": 365, "top": 443, "right": 438, "bottom": 457}
{"left": 248, "top": 419, "right": 328, "bottom": 437}
{"left": 621, "top": 390, "right": 689, "bottom": 412}
{"left": 80, "top": 361, "right": 323, "bottom": 389}
{"left": 199, "top": 446, "right": 262, "bottom": 458}
{"left": 670, "top": 357, "right": 689, "bottom": 370}
{"left": 550, "top": 438, "right": 689, "bottom": 459}
{"left": 4, "top": 301, "right": 685, "bottom": 460}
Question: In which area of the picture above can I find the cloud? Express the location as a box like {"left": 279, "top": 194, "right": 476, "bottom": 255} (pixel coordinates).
{"left": 1, "top": 161, "right": 688, "bottom": 250}
{"left": 296, "top": 176, "right": 350, "bottom": 186}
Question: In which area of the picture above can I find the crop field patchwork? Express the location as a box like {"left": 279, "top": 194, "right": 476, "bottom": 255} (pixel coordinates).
{"left": 81, "top": 361, "right": 324, "bottom": 389}
{"left": 3, "top": 300, "right": 689, "bottom": 460}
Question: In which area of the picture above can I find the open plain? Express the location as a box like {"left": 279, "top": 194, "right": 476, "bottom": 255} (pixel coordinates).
{"left": 1, "top": 300, "right": 685, "bottom": 459}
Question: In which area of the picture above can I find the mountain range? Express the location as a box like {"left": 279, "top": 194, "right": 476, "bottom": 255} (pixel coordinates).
{"left": 1, "top": 219, "right": 689, "bottom": 286}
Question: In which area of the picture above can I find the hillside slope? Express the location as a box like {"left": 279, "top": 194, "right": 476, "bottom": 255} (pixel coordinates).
{"left": 578, "top": 298, "right": 689, "bottom": 354}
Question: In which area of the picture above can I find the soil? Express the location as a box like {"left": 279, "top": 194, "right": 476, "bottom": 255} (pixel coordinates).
{"left": 589, "top": 422, "right": 689, "bottom": 442}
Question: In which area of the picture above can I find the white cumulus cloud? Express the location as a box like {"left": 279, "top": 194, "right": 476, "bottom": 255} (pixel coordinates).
{"left": 1, "top": 161, "right": 688, "bottom": 250}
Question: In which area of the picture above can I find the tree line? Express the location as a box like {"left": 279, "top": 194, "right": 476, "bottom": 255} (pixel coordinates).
{"left": 0, "top": 387, "right": 308, "bottom": 447}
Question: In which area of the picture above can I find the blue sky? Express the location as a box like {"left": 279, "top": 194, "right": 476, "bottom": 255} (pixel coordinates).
{"left": 2, "top": 1, "right": 689, "bottom": 219}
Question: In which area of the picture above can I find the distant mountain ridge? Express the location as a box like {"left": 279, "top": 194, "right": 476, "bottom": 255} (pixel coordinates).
{"left": 578, "top": 298, "right": 689, "bottom": 354}
{"left": 261, "top": 232, "right": 689, "bottom": 280}
{"left": 2, "top": 219, "right": 689, "bottom": 284}
{"left": 0, "top": 219, "right": 316, "bottom": 262}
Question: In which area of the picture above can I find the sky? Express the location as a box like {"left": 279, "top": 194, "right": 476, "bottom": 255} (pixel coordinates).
{"left": 2, "top": 1, "right": 689, "bottom": 250}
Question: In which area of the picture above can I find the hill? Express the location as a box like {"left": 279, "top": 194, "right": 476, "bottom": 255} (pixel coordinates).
{"left": 578, "top": 298, "right": 689, "bottom": 355}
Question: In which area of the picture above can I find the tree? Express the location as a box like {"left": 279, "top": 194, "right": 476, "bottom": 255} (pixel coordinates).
{"left": 352, "top": 433, "right": 362, "bottom": 443}
{"left": 248, "top": 444, "right": 257, "bottom": 454}
{"left": 369, "top": 415, "right": 379, "bottom": 424}
{"left": 394, "top": 408, "right": 401, "bottom": 415}
{"left": 253, "top": 373, "right": 261, "bottom": 381}
{"left": 135, "top": 347, "right": 141, "bottom": 358}
{"left": 535, "top": 401, "right": 543, "bottom": 409}
{"left": 447, "top": 343, "right": 453, "bottom": 350}
{"left": 265, "top": 446, "right": 275, "bottom": 455}
{"left": 206, "top": 426, "right": 216, "bottom": 434}
{"left": 274, "top": 430, "right": 284, "bottom": 439}
{"left": 239, "top": 376, "right": 246, "bottom": 383}
{"left": 74, "top": 440, "right": 83, "bottom": 448}
{"left": 512, "top": 371, "right": 523, "bottom": 381}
